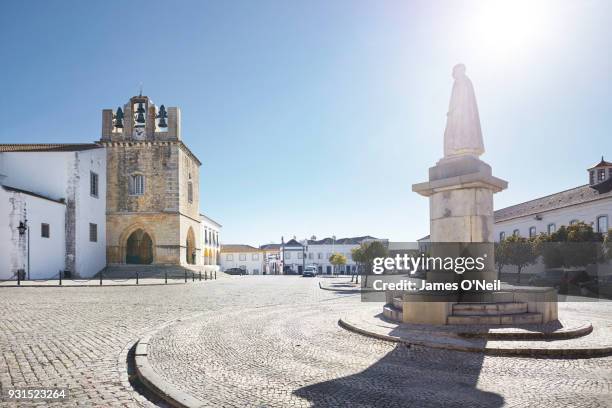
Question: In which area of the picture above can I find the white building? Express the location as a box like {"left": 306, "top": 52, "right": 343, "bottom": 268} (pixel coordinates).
{"left": 305, "top": 236, "right": 382, "bottom": 275}
{"left": 494, "top": 157, "right": 612, "bottom": 241}
{"left": 260, "top": 243, "right": 282, "bottom": 275}
{"left": 280, "top": 237, "right": 305, "bottom": 274}
{"left": 0, "top": 144, "right": 107, "bottom": 279}
{"left": 220, "top": 244, "right": 264, "bottom": 275}
{"left": 200, "top": 213, "right": 221, "bottom": 271}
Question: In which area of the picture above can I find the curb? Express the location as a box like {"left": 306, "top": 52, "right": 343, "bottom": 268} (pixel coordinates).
{"left": 338, "top": 318, "right": 612, "bottom": 358}
{"left": 318, "top": 281, "right": 376, "bottom": 293}
{"left": 0, "top": 282, "right": 188, "bottom": 288}
{"left": 133, "top": 316, "right": 207, "bottom": 408}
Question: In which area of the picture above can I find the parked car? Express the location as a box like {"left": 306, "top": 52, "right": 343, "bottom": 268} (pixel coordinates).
{"left": 225, "top": 268, "right": 247, "bottom": 276}
{"left": 303, "top": 266, "right": 317, "bottom": 277}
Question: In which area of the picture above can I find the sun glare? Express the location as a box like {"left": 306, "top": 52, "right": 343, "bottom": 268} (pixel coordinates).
{"left": 469, "top": 0, "right": 554, "bottom": 59}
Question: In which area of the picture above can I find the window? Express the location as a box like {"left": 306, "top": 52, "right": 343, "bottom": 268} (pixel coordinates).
{"left": 252, "top": 253, "right": 259, "bottom": 260}
{"left": 547, "top": 223, "right": 556, "bottom": 234}
{"left": 188, "top": 181, "right": 193, "bottom": 203}
{"left": 297, "top": 252, "right": 303, "bottom": 259}
{"left": 317, "top": 253, "right": 322, "bottom": 259}
{"left": 285, "top": 252, "right": 291, "bottom": 260}
{"left": 90, "top": 171, "right": 99, "bottom": 197}
{"left": 225, "top": 254, "right": 233, "bottom": 261}
{"left": 512, "top": 229, "right": 520, "bottom": 236}
{"left": 529, "top": 226, "right": 536, "bottom": 238}
{"left": 598, "top": 169, "right": 606, "bottom": 182}
{"left": 89, "top": 223, "right": 97, "bottom": 242}
{"left": 129, "top": 174, "right": 145, "bottom": 195}
{"left": 597, "top": 215, "right": 608, "bottom": 233}
{"left": 239, "top": 254, "right": 246, "bottom": 261}
{"left": 41, "top": 223, "right": 50, "bottom": 238}
{"left": 590, "top": 171, "right": 595, "bottom": 185}
{"left": 499, "top": 232, "right": 505, "bottom": 241}
{"left": 308, "top": 252, "right": 313, "bottom": 259}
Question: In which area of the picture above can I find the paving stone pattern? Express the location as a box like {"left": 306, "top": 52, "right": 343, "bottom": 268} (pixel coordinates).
{"left": 1, "top": 276, "right": 611, "bottom": 407}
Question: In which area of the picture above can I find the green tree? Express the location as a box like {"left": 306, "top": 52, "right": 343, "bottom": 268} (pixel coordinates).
{"left": 539, "top": 222, "right": 603, "bottom": 269}
{"left": 351, "top": 241, "right": 388, "bottom": 286}
{"left": 329, "top": 253, "right": 347, "bottom": 277}
{"left": 504, "top": 234, "right": 539, "bottom": 284}
{"left": 494, "top": 239, "right": 510, "bottom": 275}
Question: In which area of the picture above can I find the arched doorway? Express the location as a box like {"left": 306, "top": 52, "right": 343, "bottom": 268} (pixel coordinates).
{"left": 186, "top": 227, "right": 196, "bottom": 265}
{"left": 126, "top": 229, "right": 153, "bottom": 264}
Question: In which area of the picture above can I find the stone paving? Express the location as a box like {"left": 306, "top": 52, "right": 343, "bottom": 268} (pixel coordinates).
{"left": 1, "top": 276, "right": 612, "bottom": 407}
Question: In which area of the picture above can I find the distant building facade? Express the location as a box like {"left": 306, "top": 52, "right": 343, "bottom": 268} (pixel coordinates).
{"left": 220, "top": 244, "right": 264, "bottom": 274}
{"left": 201, "top": 214, "right": 221, "bottom": 266}
{"left": 305, "top": 236, "right": 381, "bottom": 275}
{"left": 494, "top": 157, "right": 612, "bottom": 241}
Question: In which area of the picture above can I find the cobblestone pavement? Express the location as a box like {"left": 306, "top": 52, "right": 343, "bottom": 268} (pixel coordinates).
{"left": 1, "top": 276, "right": 612, "bottom": 407}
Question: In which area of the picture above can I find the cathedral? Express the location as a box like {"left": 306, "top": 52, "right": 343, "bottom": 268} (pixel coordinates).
{"left": 0, "top": 95, "right": 220, "bottom": 279}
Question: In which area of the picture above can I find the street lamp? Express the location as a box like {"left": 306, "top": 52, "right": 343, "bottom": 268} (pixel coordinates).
{"left": 17, "top": 210, "right": 30, "bottom": 280}
{"left": 17, "top": 221, "right": 27, "bottom": 236}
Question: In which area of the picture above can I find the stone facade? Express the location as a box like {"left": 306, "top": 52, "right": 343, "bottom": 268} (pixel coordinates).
{"left": 101, "top": 95, "right": 202, "bottom": 266}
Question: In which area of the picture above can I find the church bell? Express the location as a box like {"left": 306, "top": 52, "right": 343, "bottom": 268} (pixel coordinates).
{"left": 135, "top": 102, "right": 146, "bottom": 124}
{"left": 156, "top": 104, "right": 168, "bottom": 128}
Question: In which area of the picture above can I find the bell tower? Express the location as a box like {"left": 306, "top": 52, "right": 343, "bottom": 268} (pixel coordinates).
{"left": 99, "top": 95, "right": 201, "bottom": 269}
{"left": 101, "top": 95, "right": 181, "bottom": 142}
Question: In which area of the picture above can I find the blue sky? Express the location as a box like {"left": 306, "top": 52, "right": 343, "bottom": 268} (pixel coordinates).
{"left": 1, "top": 0, "right": 610, "bottom": 246}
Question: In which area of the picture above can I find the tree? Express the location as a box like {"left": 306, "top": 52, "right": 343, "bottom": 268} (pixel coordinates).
{"left": 494, "top": 239, "right": 510, "bottom": 275}
{"left": 329, "top": 253, "right": 347, "bottom": 277}
{"left": 351, "top": 241, "right": 388, "bottom": 286}
{"left": 504, "top": 234, "right": 539, "bottom": 284}
{"left": 350, "top": 246, "right": 364, "bottom": 283}
{"left": 539, "top": 222, "right": 603, "bottom": 269}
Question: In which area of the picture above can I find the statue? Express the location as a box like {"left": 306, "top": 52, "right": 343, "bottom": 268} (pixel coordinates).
{"left": 443, "top": 64, "right": 484, "bottom": 158}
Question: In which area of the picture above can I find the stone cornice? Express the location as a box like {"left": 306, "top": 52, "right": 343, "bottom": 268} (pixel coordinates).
{"left": 97, "top": 140, "right": 202, "bottom": 166}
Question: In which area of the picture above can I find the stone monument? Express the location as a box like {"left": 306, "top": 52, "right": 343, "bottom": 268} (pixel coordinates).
{"left": 385, "top": 64, "right": 558, "bottom": 325}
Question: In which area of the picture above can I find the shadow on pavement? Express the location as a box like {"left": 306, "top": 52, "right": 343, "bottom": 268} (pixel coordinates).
{"left": 293, "top": 344, "right": 503, "bottom": 407}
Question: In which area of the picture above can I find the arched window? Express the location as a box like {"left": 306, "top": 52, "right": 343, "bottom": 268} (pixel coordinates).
{"left": 129, "top": 174, "right": 145, "bottom": 195}
{"left": 547, "top": 223, "right": 556, "bottom": 234}
{"left": 499, "top": 231, "right": 505, "bottom": 241}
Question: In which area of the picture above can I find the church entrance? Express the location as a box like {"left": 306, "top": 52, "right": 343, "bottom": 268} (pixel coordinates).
{"left": 126, "top": 229, "right": 153, "bottom": 264}
{"left": 186, "top": 227, "right": 196, "bottom": 265}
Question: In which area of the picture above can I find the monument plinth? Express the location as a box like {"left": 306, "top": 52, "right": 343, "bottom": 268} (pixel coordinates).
{"left": 389, "top": 64, "right": 557, "bottom": 325}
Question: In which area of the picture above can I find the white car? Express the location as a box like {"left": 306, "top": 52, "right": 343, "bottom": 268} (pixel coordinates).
{"left": 303, "top": 266, "right": 317, "bottom": 277}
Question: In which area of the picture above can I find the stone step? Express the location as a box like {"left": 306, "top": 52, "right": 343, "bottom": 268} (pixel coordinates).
{"left": 447, "top": 312, "right": 543, "bottom": 325}
{"left": 99, "top": 265, "right": 221, "bottom": 279}
{"left": 392, "top": 296, "right": 403, "bottom": 309}
{"left": 452, "top": 302, "right": 527, "bottom": 316}
{"left": 383, "top": 304, "right": 403, "bottom": 323}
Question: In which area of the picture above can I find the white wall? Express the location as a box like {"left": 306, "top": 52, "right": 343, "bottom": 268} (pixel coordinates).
{"left": 305, "top": 243, "right": 359, "bottom": 274}
{"left": 0, "top": 188, "right": 65, "bottom": 280}
{"left": 495, "top": 198, "right": 612, "bottom": 241}
{"left": 220, "top": 251, "right": 264, "bottom": 274}
{"left": 0, "top": 152, "right": 70, "bottom": 200}
{"left": 200, "top": 214, "right": 221, "bottom": 267}
{"left": 74, "top": 149, "right": 107, "bottom": 277}
{"left": 0, "top": 149, "right": 107, "bottom": 277}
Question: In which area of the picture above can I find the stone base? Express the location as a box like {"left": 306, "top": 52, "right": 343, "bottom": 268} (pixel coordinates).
{"left": 400, "top": 285, "right": 558, "bottom": 325}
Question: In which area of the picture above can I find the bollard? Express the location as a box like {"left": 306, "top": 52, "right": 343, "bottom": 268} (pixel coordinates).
{"left": 165, "top": 271, "right": 168, "bottom": 285}
{"left": 205, "top": 270, "right": 208, "bottom": 281}
{"left": 199, "top": 271, "right": 202, "bottom": 281}
{"left": 215, "top": 270, "right": 217, "bottom": 280}
{"left": 192, "top": 272, "right": 195, "bottom": 282}
{"left": 184, "top": 270, "right": 187, "bottom": 283}
{"left": 59, "top": 270, "right": 62, "bottom": 286}
{"left": 17, "top": 272, "right": 21, "bottom": 286}
{"left": 100, "top": 272, "right": 103, "bottom": 286}
{"left": 136, "top": 272, "right": 139, "bottom": 285}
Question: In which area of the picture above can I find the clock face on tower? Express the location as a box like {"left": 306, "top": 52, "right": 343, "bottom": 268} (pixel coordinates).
{"left": 133, "top": 127, "right": 145, "bottom": 140}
